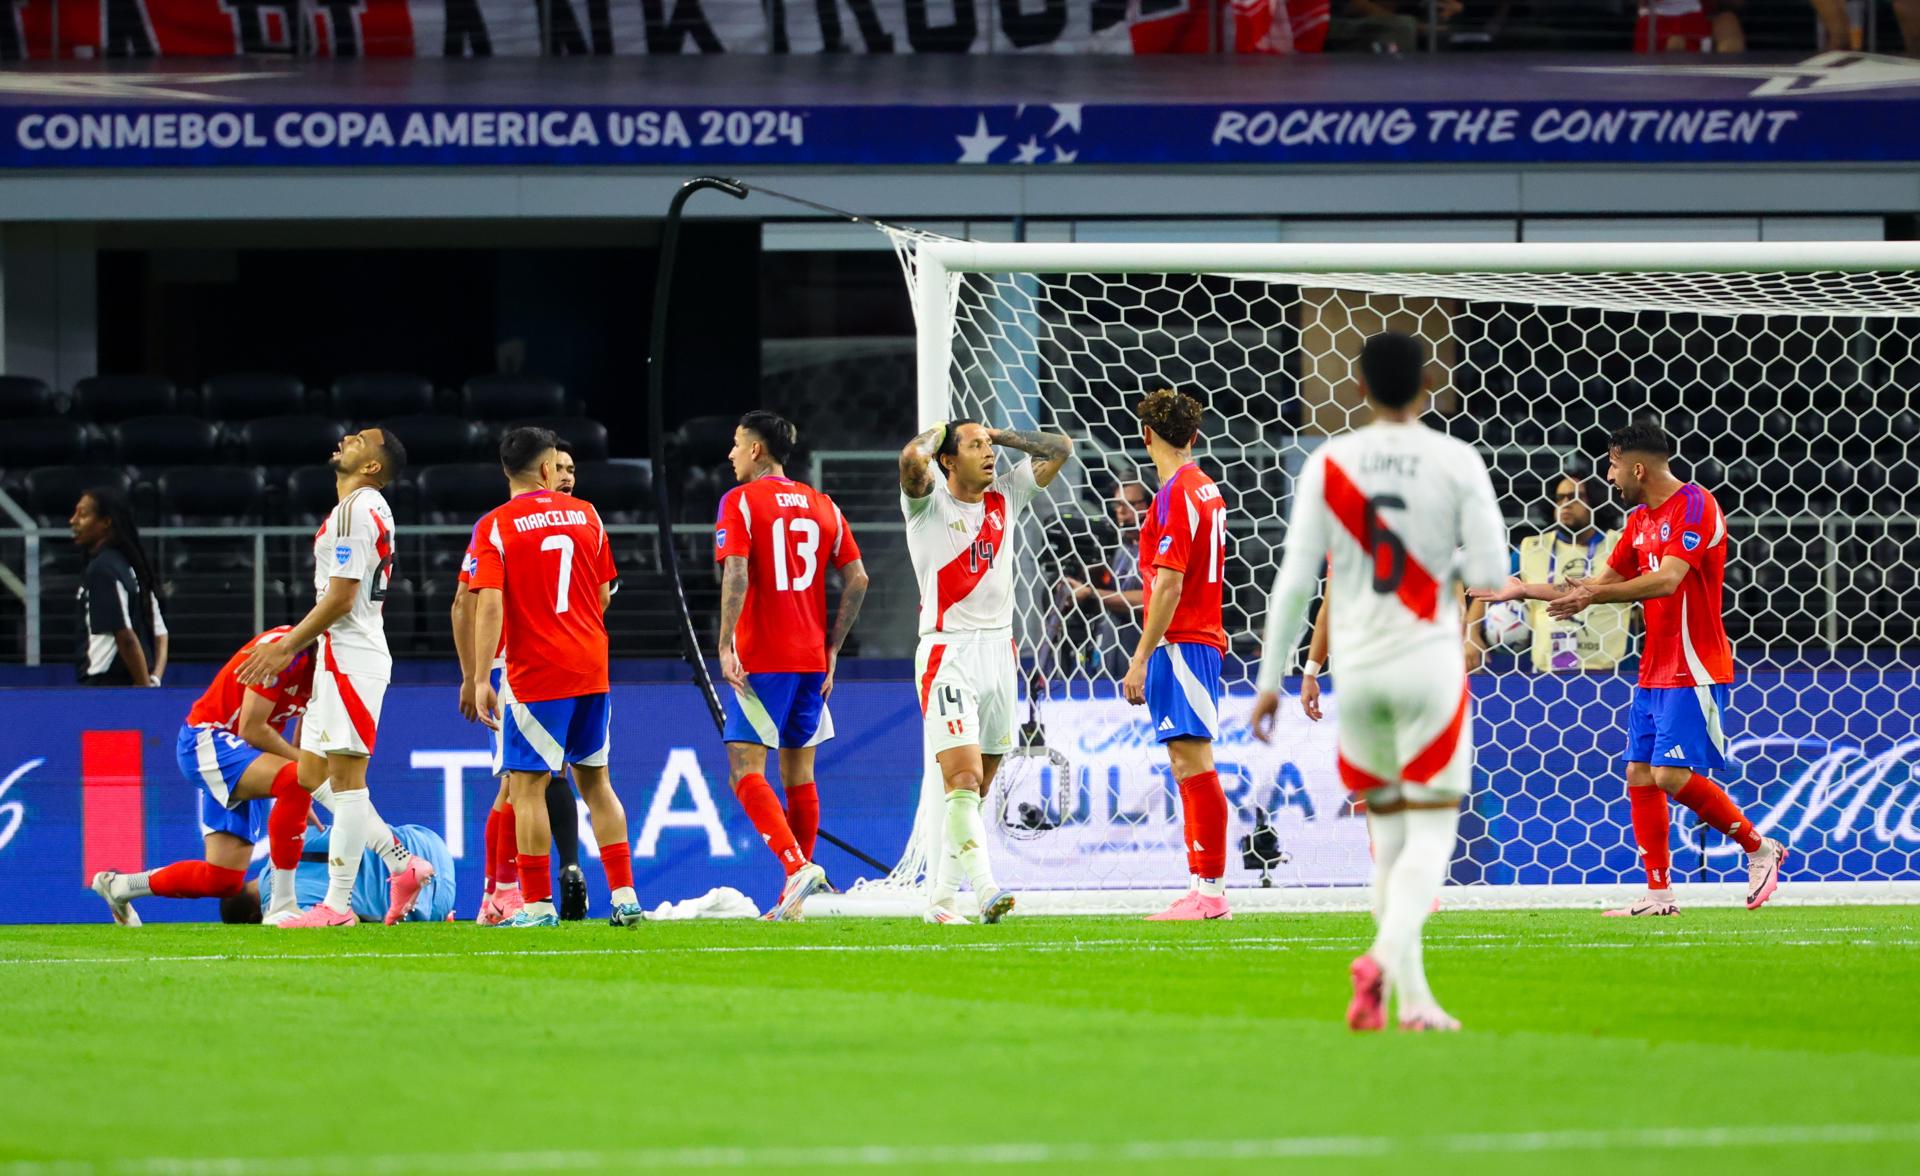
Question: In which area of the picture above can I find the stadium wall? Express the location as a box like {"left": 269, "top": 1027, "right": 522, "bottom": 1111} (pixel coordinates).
{"left": 1, "top": 671, "right": 1915, "bottom": 923}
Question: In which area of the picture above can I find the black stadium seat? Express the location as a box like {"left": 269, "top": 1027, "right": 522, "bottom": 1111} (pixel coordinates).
{"left": 284, "top": 466, "right": 339, "bottom": 523}
{"left": 415, "top": 462, "right": 507, "bottom": 524}
{"left": 22, "top": 465, "right": 131, "bottom": 524}
{"left": 516, "top": 415, "right": 609, "bottom": 461}
{"left": 462, "top": 375, "right": 567, "bottom": 420}
{"left": 157, "top": 466, "right": 266, "bottom": 524}
{"left": 0, "top": 418, "right": 93, "bottom": 469}
{"left": 573, "top": 461, "right": 652, "bottom": 523}
{"left": 330, "top": 373, "right": 434, "bottom": 419}
{"left": 70, "top": 374, "right": 176, "bottom": 422}
{"left": 109, "top": 416, "right": 223, "bottom": 466}
{"left": 376, "top": 415, "right": 478, "bottom": 465}
{"left": 0, "top": 375, "right": 59, "bottom": 417}
{"left": 201, "top": 373, "right": 307, "bottom": 421}
{"left": 241, "top": 415, "right": 347, "bottom": 467}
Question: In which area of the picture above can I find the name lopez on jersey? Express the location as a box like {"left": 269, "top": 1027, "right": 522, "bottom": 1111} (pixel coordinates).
{"left": 512, "top": 507, "right": 590, "bottom": 533}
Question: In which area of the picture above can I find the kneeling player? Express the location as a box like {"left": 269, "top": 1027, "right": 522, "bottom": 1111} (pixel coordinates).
{"left": 91, "top": 627, "right": 322, "bottom": 926}
{"left": 1119, "top": 389, "right": 1232, "bottom": 921}
{"left": 224, "top": 823, "right": 456, "bottom": 925}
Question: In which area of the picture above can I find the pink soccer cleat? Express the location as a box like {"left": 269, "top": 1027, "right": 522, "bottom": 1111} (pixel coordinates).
{"left": 477, "top": 887, "right": 523, "bottom": 927}
{"left": 278, "top": 903, "right": 356, "bottom": 928}
{"left": 384, "top": 855, "right": 436, "bottom": 925}
{"left": 1146, "top": 892, "right": 1232, "bottom": 921}
{"left": 1347, "top": 954, "right": 1386, "bottom": 1032}
{"left": 1399, "top": 1007, "right": 1461, "bottom": 1032}
{"left": 1746, "top": 838, "right": 1787, "bottom": 910}
{"left": 1604, "top": 890, "right": 1681, "bottom": 917}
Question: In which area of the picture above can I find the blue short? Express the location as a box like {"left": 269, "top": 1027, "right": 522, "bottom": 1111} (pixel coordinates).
{"left": 500, "top": 691, "right": 611, "bottom": 774}
{"left": 176, "top": 724, "right": 271, "bottom": 843}
{"left": 723, "top": 671, "right": 834, "bottom": 749}
{"left": 1625, "top": 684, "right": 1732, "bottom": 772}
{"left": 485, "top": 665, "right": 504, "bottom": 775}
{"left": 1145, "top": 643, "right": 1222, "bottom": 744}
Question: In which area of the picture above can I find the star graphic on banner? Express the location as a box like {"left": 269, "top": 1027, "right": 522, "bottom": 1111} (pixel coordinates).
{"left": 955, "top": 114, "right": 1006, "bottom": 164}
{"left": 1547, "top": 51, "right": 1920, "bottom": 96}
{"left": 1046, "top": 103, "right": 1083, "bottom": 137}
{"left": 0, "top": 71, "right": 288, "bottom": 103}
{"left": 1012, "top": 136, "right": 1045, "bottom": 164}
{"left": 1051, "top": 146, "right": 1078, "bottom": 164}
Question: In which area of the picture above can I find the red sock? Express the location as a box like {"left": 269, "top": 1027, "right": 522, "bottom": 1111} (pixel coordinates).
{"left": 734, "top": 773, "right": 805, "bottom": 875}
{"left": 481, "top": 807, "right": 500, "bottom": 894}
{"left": 1675, "top": 773, "right": 1764, "bottom": 853}
{"left": 1177, "top": 771, "right": 1230, "bottom": 880}
{"left": 1627, "top": 784, "right": 1673, "bottom": 889}
{"left": 150, "top": 861, "right": 248, "bottom": 899}
{"left": 519, "top": 854, "right": 552, "bottom": 904}
{"left": 495, "top": 805, "right": 520, "bottom": 886}
{"left": 600, "top": 839, "right": 634, "bottom": 894}
{"left": 786, "top": 783, "right": 820, "bottom": 863}
{"left": 266, "top": 763, "right": 310, "bottom": 872}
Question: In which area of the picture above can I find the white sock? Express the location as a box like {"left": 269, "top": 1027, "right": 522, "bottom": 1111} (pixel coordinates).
{"left": 1196, "top": 877, "right": 1226, "bottom": 899}
{"left": 267, "top": 865, "right": 300, "bottom": 912}
{"left": 113, "top": 872, "right": 154, "bottom": 901}
{"left": 525, "top": 899, "right": 556, "bottom": 917}
{"left": 311, "top": 781, "right": 337, "bottom": 813}
{"left": 1367, "top": 807, "right": 1408, "bottom": 927}
{"left": 1369, "top": 806, "right": 1460, "bottom": 1016}
{"left": 495, "top": 880, "right": 518, "bottom": 893}
{"left": 929, "top": 848, "right": 962, "bottom": 909}
{"left": 943, "top": 789, "right": 997, "bottom": 896}
{"left": 611, "top": 886, "right": 636, "bottom": 907}
{"left": 324, "top": 789, "right": 373, "bottom": 911}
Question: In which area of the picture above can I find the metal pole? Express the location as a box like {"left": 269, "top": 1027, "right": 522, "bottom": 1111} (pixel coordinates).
{"left": 23, "top": 530, "right": 38, "bottom": 667}
{"left": 1824, "top": 520, "right": 1840, "bottom": 651}
{"left": 253, "top": 532, "right": 266, "bottom": 635}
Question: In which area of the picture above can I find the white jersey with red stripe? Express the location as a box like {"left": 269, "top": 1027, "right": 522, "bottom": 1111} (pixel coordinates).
{"left": 902, "top": 459, "right": 1044, "bottom": 638}
{"left": 311, "top": 486, "right": 397, "bottom": 680}
{"left": 1256, "top": 420, "right": 1507, "bottom": 693}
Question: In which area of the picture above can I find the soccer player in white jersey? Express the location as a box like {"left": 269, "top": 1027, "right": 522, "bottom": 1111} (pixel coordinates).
{"left": 900, "top": 418, "right": 1074, "bottom": 924}
{"left": 238, "top": 427, "right": 435, "bottom": 928}
{"left": 1251, "top": 334, "right": 1508, "bottom": 1031}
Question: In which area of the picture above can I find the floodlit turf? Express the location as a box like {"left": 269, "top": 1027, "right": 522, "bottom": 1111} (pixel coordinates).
{"left": 2, "top": 908, "right": 1917, "bottom": 1175}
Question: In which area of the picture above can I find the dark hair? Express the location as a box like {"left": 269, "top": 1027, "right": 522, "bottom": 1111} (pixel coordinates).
{"left": 83, "top": 485, "right": 162, "bottom": 650}
{"left": 1358, "top": 331, "right": 1426, "bottom": 410}
{"left": 935, "top": 417, "right": 981, "bottom": 478}
{"left": 372, "top": 427, "right": 407, "bottom": 487}
{"left": 553, "top": 438, "right": 574, "bottom": 458}
{"left": 499, "top": 425, "right": 561, "bottom": 477}
{"left": 220, "top": 887, "right": 262, "bottom": 925}
{"left": 1136, "top": 387, "right": 1203, "bottom": 448}
{"left": 1607, "top": 421, "right": 1673, "bottom": 459}
{"left": 739, "top": 411, "right": 798, "bottom": 467}
{"left": 1554, "top": 473, "right": 1605, "bottom": 508}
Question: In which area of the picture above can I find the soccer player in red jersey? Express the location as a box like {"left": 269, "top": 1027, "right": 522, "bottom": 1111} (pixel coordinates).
{"left": 1118, "top": 390, "right": 1234, "bottom": 921}
{"left": 90, "top": 627, "right": 320, "bottom": 926}
{"left": 1475, "top": 421, "right": 1786, "bottom": 915}
{"left": 470, "top": 427, "right": 637, "bottom": 927}
{"left": 714, "top": 411, "right": 870, "bottom": 920}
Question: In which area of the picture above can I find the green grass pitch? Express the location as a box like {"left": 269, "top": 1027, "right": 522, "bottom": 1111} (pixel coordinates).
{"left": 2, "top": 908, "right": 1917, "bottom": 1175}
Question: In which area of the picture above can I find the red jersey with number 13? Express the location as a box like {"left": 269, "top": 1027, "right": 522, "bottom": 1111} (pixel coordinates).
{"left": 1606, "top": 482, "right": 1734, "bottom": 688}
{"left": 467, "top": 489, "right": 619, "bottom": 702}
{"left": 1139, "top": 463, "right": 1228, "bottom": 652}
{"left": 715, "top": 477, "right": 862, "bottom": 674}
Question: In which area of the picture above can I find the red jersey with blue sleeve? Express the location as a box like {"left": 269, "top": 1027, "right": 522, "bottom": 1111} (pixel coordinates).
{"left": 468, "top": 490, "right": 618, "bottom": 703}
{"left": 185, "top": 626, "right": 315, "bottom": 732}
{"left": 1138, "top": 463, "right": 1228, "bottom": 652}
{"left": 1606, "top": 482, "right": 1734, "bottom": 688}
{"left": 715, "top": 476, "right": 862, "bottom": 674}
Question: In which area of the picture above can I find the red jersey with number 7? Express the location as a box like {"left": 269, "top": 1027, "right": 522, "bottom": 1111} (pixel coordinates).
{"left": 715, "top": 476, "right": 862, "bottom": 673}
{"left": 1139, "top": 463, "right": 1229, "bottom": 652}
{"left": 467, "top": 489, "right": 619, "bottom": 702}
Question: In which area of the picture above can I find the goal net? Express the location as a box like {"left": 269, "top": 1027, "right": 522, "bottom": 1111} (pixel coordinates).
{"left": 832, "top": 238, "right": 1920, "bottom": 914}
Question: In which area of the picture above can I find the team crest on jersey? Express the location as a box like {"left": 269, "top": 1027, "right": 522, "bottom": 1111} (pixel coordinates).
{"left": 335, "top": 544, "right": 352, "bottom": 567}
{"left": 1681, "top": 530, "right": 1701, "bottom": 551}
{"left": 1659, "top": 523, "right": 1671, "bottom": 541}
{"left": 1158, "top": 535, "right": 1174, "bottom": 554}
{"left": 715, "top": 528, "right": 727, "bottom": 547}
{"left": 987, "top": 510, "right": 1003, "bottom": 529}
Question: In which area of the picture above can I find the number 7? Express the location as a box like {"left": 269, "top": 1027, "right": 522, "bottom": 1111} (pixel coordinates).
{"left": 541, "top": 534, "right": 575, "bottom": 613}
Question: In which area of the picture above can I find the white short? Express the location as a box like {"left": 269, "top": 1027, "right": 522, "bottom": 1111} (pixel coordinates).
{"left": 1334, "top": 652, "right": 1472, "bottom": 805}
{"left": 300, "top": 660, "right": 388, "bottom": 758}
{"left": 916, "top": 634, "right": 1017, "bottom": 757}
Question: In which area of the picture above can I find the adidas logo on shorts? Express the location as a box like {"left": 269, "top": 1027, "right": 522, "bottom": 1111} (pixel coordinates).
{"left": 1665, "top": 745, "right": 1687, "bottom": 760}
{"left": 1158, "top": 717, "right": 1174, "bottom": 731}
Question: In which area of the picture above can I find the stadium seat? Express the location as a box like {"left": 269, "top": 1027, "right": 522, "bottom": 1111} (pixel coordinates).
{"left": 415, "top": 462, "right": 506, "bottom": 523}
{"left": 375, "top": 415, "right": 479, "bottom": 465}
{"left": 0, "top": 375, "right": 60, "bottom": 417}
{"left": 0, "top": 418, "right": 93, "bottom": 470}
{"left": 109, "top": 416, "right": 223, "bottom": 466}
{"left": 573, "top": 461, "right": 652, "bottom": 523}
{"left": 21, "top": 466, "right": 131, "bottom": 524}
{"left": 69, "top": 374, "right": 176, "bottom": 422}
{"left": 240, "top": 415, "right": 347, "bottom": 467}
{"left": 283, "top": 466, "right": 339, "bottom": 524}
{"left": 200, "top": 373, "right": 307, "bottom": 421}
{"left": 461, "top": 374, "right": 567, "bottom": 420}
{"left": 157, "top": 466, "right": 266, "bottom": 524}
{"left": 514, "top": 415, "right": 610, "bottom": 461}
{"left": 329, "top": 373, "right": 434, "bottom": 419}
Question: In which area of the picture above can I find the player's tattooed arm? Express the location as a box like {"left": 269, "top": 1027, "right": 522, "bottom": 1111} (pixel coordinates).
{"left": 988, "top": 428, "right": 1075, "bottom": 487}
{"left": 827, "top": 559, "right": 869, "bottom": 657}
{"left": 717, "top": 555, "right": 750, "bottom": 689}
{"left": 899, "top": 423, "right": 946, "bottom": 499}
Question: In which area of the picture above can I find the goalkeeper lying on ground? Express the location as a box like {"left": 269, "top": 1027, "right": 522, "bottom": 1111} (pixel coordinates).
{"left": 221, "top": 824, "right": 457, "bottom": 924}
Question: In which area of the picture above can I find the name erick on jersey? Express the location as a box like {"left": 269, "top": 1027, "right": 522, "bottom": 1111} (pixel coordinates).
{"left": 1606, "top": 482, "right": 1734, "bottom": 688}
{"left": 185, "top": 626, "right": 315, "bottom": 732}
{"left": 903, "top": 459, "right": 1044, "bottom": 637}
{"left": 1258, "top": 421, "right": 1508, "bottom": 691}
{"left": 311, "top": 487, "right": 396, "bottom": 679}
{"left": 714, "top": 476, "right": 862, "bottom": 674}
{"left": 1139, "top": 463, "right": 1228, "bottom": 652}
{"left": 468, "top": 489, "right": 619, "bottom": 703}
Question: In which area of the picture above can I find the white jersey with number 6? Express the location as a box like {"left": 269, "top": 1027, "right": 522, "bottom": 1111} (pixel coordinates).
{"left": 902, "top": 459, "right": 1045, "bottom": 637}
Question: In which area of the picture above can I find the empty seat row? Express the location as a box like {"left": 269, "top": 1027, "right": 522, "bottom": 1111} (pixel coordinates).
{"left": 0, "top": 372, "right": 576, "bottom": 423}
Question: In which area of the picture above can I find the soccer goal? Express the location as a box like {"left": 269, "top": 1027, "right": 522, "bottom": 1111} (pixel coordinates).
{"left": 820, "top": 237, "right": 1920, "bottom": 916}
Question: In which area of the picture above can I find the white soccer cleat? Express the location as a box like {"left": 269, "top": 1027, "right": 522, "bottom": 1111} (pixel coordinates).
{"left": 261, "top": 905, "right": 305, "bottom": 927}
{"left": 975, "top": 886, "right": 1015, "bottom": 924}
{"left": 1746, "top": 838, "right": 1787, "bottom": 910}
{"left": 1398, "top": 1005, "right": 1462, "bottom": 1033}
{"left": 1602, "top": 890, "right": 1680, "bottom": 917}
{"left": 771, "top": 863, "right": 828, "bottom": 923}
{"left": 89, "top": 871, "right": 140, "bottom": 927}
{"left": 922, "top": 904, "right": 971, "bottom": 925}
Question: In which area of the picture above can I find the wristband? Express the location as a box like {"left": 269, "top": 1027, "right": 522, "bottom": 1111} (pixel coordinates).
{"left": 1303, "top": 659, "right": 1323, "bottom": 677}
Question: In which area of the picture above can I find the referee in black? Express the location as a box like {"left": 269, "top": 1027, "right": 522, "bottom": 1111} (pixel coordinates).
{"left": 69, "top": 486, "right": 167, "bottom": 686}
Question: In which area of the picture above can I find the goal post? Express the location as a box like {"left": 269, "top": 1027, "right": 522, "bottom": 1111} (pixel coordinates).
{"left": 821, "top": 236, "right": 1920, "bottom": 916}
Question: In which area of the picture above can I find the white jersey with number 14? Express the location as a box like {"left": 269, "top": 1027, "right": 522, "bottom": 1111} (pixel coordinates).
{"left": 902, "top": 459, "right": 1044, "bottom": 637}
